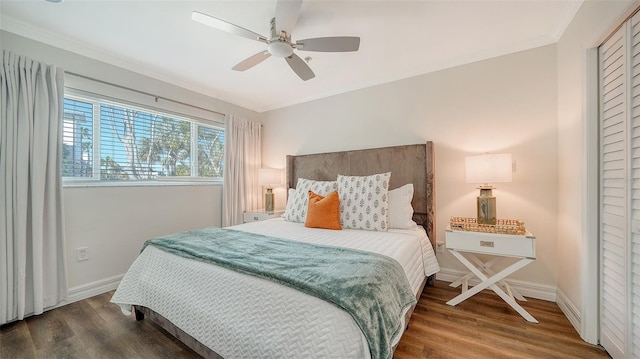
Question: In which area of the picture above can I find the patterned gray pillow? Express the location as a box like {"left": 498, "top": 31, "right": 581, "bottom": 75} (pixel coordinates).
{"left": 283, "top": 178, "right": 338, "bottom": 223}
{"left": 338, "top": 172, "right": 391, "bottom": 231}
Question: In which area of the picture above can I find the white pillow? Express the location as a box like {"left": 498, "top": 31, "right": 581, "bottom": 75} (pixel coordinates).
{"left": 287, "top": 188, "right": 296, "bottom": 200}
{"left": 337, "top": 172, "right": 391, "bottom": 231}
{"left": 388, "top": 183, "right": 417, "bottom": 229}
{"left": 285, "top": 188, "right": 296, "bottom": 217}
{"left": 283, "top": 178, "right": 338, "bottom": 223}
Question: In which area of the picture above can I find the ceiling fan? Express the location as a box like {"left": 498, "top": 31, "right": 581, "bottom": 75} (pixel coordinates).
{"left": 191, "top": 0, "right": 360, "bottom": 81}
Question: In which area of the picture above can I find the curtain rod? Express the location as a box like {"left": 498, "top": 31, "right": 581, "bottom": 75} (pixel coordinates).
{"left": 64, "top": 71, "right": 226, "bottom": 117}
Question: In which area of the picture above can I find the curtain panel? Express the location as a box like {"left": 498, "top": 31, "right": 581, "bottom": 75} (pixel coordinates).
{"left": 222, "top": 115, "right": 262, "bottom": 227}
{"left": 1, "top": 50, "right": 68, "bottom": 324}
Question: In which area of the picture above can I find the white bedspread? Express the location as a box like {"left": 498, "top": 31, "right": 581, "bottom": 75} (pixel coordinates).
{"left": 111, "top": 219, "right": 440, "bottom": 359}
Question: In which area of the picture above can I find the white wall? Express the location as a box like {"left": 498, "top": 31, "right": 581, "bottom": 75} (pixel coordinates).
{"left": 1, "top": 30, "right": 260, "bottom": 290}
{"left": 556, "top": 0, "right": 635, "bottom": 341}
{"left": 64, "top": 185, "right": 222, "bottom": 288}
{"left": 262, "top": 45, "right": 559, "bottom": 288}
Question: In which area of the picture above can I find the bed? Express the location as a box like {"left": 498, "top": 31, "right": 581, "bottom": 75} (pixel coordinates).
{"left": 111, "top": 142, "right": 438, "bottom": 359}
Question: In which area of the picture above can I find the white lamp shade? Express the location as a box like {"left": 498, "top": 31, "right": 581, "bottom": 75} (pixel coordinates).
{"left": 465, "top": 153, "right": 513, "bottom": 184}
{"left": 258, "top": 168, "right": 282, "bottom": 186}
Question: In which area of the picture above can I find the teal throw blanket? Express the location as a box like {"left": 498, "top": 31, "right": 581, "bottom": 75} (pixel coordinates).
{"left": 143, "top": 227, "right": 416, "bottom": 359}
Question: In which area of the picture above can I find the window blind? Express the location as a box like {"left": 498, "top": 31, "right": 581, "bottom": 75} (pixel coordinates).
{"left": 62, "top": 93, "right": 224, "bottom": 182}
{"left": 62, "top": 98, "right": 94, "bottom": 178}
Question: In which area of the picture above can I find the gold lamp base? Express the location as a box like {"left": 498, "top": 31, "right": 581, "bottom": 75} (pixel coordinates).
{"left": 265, "top": 188, "right": 274, "bottom": 213}
{"left": 477, "top": 186, "right": 497, "bottom": 225}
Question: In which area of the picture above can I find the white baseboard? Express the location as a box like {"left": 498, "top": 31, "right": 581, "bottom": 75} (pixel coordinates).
{"left": 436, "top": 267, "right": 557, "bottom": 302}
{"left": 556, "top": 288, "right": 581, "bottom": 335}
{"left": 1, "top": 275, "right": 123, "bottom": 325}
{"left": 54, "top": 274, "right": 123, "bottom": 309}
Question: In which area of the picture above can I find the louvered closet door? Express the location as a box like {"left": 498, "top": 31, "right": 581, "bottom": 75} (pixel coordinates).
{"left": 600, "top": 21, "right": 630, "bottom": 359}
{"left": 630, "top": 12, "right": 640, "bottom": 359}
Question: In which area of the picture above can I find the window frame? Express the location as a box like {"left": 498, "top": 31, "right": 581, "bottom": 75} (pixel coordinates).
{"left": 62, "top": 91, "right": 225, "bottom": 187}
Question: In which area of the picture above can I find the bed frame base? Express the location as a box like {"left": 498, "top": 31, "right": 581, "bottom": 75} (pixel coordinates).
{"left": 134, "top": 305, "right": 223, "bottom": 359}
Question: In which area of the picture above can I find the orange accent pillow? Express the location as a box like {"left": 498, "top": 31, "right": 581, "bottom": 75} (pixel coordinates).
{"left": 304, "top": 190, "right": 342, "bottom": 230}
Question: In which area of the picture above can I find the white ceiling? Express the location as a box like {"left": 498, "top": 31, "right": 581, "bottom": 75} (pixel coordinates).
{"left": 0, "top": 0, "right": 582, "bottom": 113}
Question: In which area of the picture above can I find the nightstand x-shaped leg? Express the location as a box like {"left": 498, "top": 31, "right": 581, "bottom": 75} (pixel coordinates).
{"left": 449, "top": 255, "right": 527, "bottom": 301}
{"left": 446, "top": 249, "right": 537, "bottom": 323}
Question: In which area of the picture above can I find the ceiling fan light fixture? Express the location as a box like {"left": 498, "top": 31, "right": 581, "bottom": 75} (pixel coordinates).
{"left": 268, "top": 41, "right": 294, "bottom": 58}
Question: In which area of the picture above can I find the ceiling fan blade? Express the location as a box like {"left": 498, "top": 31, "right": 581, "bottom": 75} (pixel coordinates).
{"left": 192, "top": 11, "right": 267, "bottom": 43}
{"left": 232, "top": 51, "right": 272, "bottom": 71}
{"left": 275, "top": 0, "right": 302, "bottom": 37}
{"left": 285, "top": 53, "right": 315, "bottom": 81}
{"left": 296, "top": 37, "right": 360, "bottom": 52}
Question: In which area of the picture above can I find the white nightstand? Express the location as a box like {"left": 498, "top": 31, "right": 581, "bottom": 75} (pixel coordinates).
{"left": 243, "top": 209, "right": 284, "bottom": 223}
{"left": 445, "top": 225, "right": 538, "bottom": 323}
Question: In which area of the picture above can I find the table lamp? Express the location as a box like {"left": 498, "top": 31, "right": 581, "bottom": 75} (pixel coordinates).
{"left": 258, "top": 168, "right": 281, "bottom": 212}
{"left": 465, "top": 153, "right": 512, "bottom": 225}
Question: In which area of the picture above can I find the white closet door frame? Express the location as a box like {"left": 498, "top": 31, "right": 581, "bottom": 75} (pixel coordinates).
{"left": 583, "top": 46, "right": 600, "bottom": 345}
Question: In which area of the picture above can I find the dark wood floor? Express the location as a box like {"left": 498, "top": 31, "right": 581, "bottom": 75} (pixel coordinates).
{"left": 1, "top": 280, "right": 610, "bottom": 359}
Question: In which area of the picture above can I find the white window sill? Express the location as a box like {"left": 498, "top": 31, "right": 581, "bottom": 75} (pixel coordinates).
{"left": 63, "top": 179, "right": 223, "bottom": 188}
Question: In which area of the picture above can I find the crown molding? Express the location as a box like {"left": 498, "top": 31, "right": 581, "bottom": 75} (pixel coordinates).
{"left": 551, "top": 1, "right": 583, "bottom": 41}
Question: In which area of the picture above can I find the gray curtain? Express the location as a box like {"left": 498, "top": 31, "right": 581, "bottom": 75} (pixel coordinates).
{"left": 222, "top": 115, "right": 262, "bottom": 226}
{"left": 1, "top": 50, "right": 68, "bottom": 324}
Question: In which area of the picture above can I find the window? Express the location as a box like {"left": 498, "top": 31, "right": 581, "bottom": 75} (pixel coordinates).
{"left": 62, "top": 94, "right": 224, "bottom": 182}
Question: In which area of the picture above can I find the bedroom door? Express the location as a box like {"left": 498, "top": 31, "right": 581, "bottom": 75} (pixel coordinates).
{"left": 599, "top": 12, "right": 639, "bottom": 359}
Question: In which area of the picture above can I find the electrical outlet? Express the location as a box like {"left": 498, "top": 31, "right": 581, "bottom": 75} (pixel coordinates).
{"left": 76, "top": 247, "right": 89, "bottom": 262}
{"left": 436, "top": 242, "right": 446, "bottom": 254}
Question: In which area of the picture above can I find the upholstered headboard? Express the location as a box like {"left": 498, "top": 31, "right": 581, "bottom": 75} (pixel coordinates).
{"left": 285, "top": 142, "right": 436, "bottom": 248}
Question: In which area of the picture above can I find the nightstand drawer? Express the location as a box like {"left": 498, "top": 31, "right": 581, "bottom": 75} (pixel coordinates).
{"left": 243, "top": 210, "right": 284, "bottom": 223}
{"left": 445, "top": 229, "right": 535, "bottom": 258}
